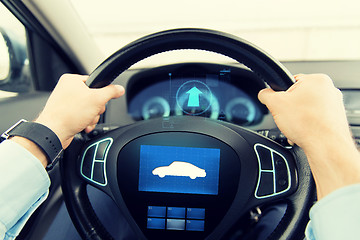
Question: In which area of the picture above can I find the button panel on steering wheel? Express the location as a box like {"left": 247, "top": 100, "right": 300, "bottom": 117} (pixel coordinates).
{"left": 254, "top": 143, "right": 291, "bottom": 199}
{"left": 80, "top": 138, "right": 112, "bottom": 186}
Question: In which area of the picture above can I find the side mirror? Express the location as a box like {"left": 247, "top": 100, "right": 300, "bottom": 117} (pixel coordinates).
{"left": 0, "top": 27, "right": 31, "bottom": 93}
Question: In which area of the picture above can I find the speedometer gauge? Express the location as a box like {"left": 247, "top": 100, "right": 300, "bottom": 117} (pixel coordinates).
{"left": 225, "top": 97, "right": 256, "bottom": 125}
{"left": 142, "top": 96, "right": 170, "bottom": 120}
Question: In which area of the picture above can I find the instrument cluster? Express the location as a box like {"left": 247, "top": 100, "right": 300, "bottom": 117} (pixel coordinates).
{"left": 127, "top": 63, "right": 267, "bottom": 126}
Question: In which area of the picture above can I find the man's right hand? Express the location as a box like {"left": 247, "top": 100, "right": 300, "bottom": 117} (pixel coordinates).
{"left": 258, "top": 74, "right": 360, "bottom": 199}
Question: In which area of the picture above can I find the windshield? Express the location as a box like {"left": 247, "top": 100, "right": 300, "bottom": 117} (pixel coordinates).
{"left": 71, "top": 0, "right": 360, "bottom": 61}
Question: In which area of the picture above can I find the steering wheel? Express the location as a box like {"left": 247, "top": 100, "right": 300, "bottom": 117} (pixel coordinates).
{"left": 60, "top": 28, "right": 315, "bottom": 240}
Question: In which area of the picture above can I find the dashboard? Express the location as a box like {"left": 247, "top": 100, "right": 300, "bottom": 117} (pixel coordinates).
{"left": 126, "top": 63, "right": 268, "bottom": 126}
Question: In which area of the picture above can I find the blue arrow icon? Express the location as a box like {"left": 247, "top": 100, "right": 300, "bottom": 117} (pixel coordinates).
{"left": 186, "top": 87, "right": 203, "bottom": 107}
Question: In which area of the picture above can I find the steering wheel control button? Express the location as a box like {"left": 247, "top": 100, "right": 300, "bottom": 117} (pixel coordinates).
{"left": 274, "top": 154, "right": 290, "bottom": 193}
{"left": 166, "top": 219, "right": 186, "bottom": 230}
{"left": 257, "top": 172, "right": 274, "bottom": 196}
{"left": 176, "top": 80, "right": 213, "bottom": 116}
{"left": 187, "top": 208, "right": 205, "bottom": 219}
{"left": 146, "top": 205, "right": 206, "bottom": 232}
{"left": 167, "top": 207, "right": 186, "bottom": 219}
{"left": 255, "top": 146, "right": 273, "bottom": 170}
{"left": 186, "top": 220, "right": 205, "bottom": 231}
{"left": 92, "top": 162, "right": 105, "bottom": 184}
{"left": 254, "top": 144, "right": 291, "bottom": 198}
{"left": 80, "top": 138, "right": 113, "bottom": 186}
{"left": 95, "top": 140, "right": 110, "bottom": 160}
{"left": 148, "top": 206, "right": 166, "bottom": 218}
{"left": 147, "top": 218, "right": 166, "bottom": 230}
{"left": 81, "top": 145, "right": 96, "bottom": 178}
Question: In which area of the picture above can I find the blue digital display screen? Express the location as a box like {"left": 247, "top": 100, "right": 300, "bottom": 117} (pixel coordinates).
{"left": 138, "top": 145, "right": 220, "bottom": 195}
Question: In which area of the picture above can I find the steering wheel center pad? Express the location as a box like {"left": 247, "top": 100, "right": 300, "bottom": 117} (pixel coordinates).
{"left": 87, "top": 28, "right": 294, "bottom": 91}
{"left": 79, "top": 116, "right": 300, "bottom": 239}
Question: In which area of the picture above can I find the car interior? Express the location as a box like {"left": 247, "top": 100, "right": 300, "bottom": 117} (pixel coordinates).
{"left": 0, "top": 0, "right": 360, "bottom": 240}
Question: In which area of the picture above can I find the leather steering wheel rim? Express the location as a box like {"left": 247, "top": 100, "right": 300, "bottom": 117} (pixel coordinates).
{"left": 86, "top": 28, "right": 294, "bottom": 90}
{"left": 60, "top": 28, "right": 315, "bottom": 240}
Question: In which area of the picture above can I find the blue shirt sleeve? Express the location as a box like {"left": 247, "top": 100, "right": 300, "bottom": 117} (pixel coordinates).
{"left": 305, "top": 183, "right": 360, "bottom": 240}
{"left": 0, "top": 140, "right": 50, "bottom": 240}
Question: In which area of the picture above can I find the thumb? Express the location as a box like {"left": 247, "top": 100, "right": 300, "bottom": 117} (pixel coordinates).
{"left": 258, "top": 88, "right": 287, "bottom": 114}
{"left": 97, "top": 84, "right": 125, "bottom": 102}
{"left": 258, "top": 88, "right": 276, "bottom": 105}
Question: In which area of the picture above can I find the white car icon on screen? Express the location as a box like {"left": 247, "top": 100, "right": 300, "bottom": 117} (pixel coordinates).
{"left": 152, "top": 161, "right": 206, "bottom": 179}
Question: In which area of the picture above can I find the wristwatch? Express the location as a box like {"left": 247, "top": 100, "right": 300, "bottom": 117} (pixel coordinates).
{"left": 1, "top": 119, "right": 64, "bottom": 170}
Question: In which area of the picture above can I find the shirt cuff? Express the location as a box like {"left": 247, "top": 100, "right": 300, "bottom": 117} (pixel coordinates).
{"left": 3, "top": 191, "right": 48, "bottom": 240}
{"left": 0, "top": 140, "right": 50, "bottom": 234}
{"left": 306, "top": 183, "right": 360, "bottom": 240}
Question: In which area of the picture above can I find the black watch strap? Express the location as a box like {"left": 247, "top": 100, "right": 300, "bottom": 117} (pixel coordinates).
{"left": 1, "top": 119, "right": 63, "bottom": 170}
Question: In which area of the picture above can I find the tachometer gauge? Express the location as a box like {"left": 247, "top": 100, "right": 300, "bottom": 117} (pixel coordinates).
{"left": 142, "top": 96, "right": 170, "bottom": 120}
{"left": 225, "top": 97, "right": 256, "bottom": 125}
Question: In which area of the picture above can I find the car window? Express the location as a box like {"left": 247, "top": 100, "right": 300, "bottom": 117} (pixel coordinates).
{"left": 0, "top": 3, "right": 33, "bottom": 98}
